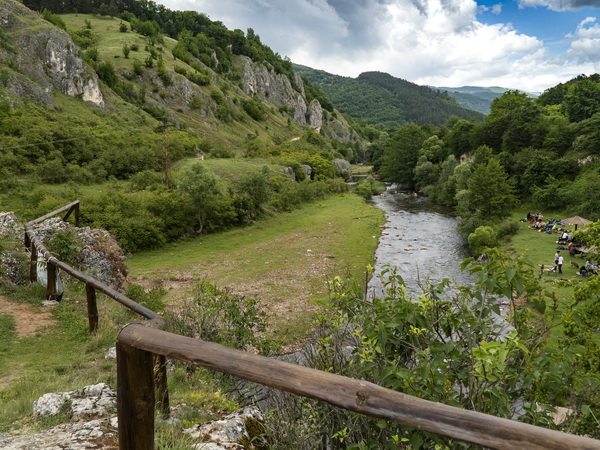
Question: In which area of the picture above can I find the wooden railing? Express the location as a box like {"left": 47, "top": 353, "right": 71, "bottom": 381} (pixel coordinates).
{"left": 23, "top": 201, "right": 169, "bottom": 416}
{"left": 25, "top": 202, "right": 600, "bottom": 450}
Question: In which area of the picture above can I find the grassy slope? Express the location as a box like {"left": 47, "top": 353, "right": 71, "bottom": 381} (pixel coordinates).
{"left": 128, "top": 193, "right": 385, "bottom": 342}
{"left": 60, "top": 14, "right": 307, "bottom": 154}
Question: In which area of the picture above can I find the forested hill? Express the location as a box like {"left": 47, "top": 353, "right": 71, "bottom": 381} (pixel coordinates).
{"left": 294, "top": 65, "right": 484, "bottom": 128}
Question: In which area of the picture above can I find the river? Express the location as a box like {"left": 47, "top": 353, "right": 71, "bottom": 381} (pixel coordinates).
{"left": 367, "top": 190, "right": 473, "bottom": 298}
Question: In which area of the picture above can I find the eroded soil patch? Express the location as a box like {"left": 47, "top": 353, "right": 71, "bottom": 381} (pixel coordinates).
{"left": 0, "top": 295, "right": 56, "bottom": 339}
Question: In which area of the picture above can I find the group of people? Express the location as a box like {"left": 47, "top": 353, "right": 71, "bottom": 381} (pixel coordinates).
{"left": 526, "top": 212, "right": 597, "bottom": 277}
{"left": 554, "top": 251, "right": 564, "bottom": 274}
{"left": 527, "top": 212, "right": 564, "bottom": 232}
{"left": 580, "top": 260, "right": 598, "bottom": 277}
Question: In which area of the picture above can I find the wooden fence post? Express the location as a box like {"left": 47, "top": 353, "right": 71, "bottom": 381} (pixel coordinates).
{"left": 29, "top": 244, "right": 37, "bottom": 282}
{"left": 117, "top": 335, "right": 155, "bottom": 450}
{"left": 46, "top": 261, "right": 56, "bottom": 300}
{"left": 154, "top": 355, "right": 170, "bottom": 418}
{"left": 86, "top": 284, "right": 98, "bottom": 334}
{"left": 74, "top": 202, "right": 80, "bottom": 227}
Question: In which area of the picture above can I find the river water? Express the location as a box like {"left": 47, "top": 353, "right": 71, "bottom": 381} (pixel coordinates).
{"left": 367, "top": 190, "right": 472, "bottom": 298}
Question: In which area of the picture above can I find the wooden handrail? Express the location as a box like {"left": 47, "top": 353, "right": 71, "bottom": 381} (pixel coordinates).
{"left": 23, "top": 202, "right": 169, "bottom": 418}
{"left": 118, "top": 323, "right": 600, "bottom": 450}
{"left": 24, "top": 216, "right": 158, "bottom": 320}
{"left": 27, "top": 200, "right": 80, "bottom": 226}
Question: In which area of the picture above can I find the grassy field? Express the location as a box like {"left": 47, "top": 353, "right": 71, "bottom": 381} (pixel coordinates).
{"left": 502, "top": 208, "right": 591, "bottom": 310}
{"left": 128, "top": 193, "right": 385, "bottom": 342}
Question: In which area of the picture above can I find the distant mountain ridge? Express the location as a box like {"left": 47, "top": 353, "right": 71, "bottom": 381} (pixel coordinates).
{"left": 294, "top": 65, "right": 485, "bottom": 128}
{"left": 431, "top": 86, "right": 539, "bottom": 115}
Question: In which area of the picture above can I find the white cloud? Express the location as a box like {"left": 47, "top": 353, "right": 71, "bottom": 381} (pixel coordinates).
{"left": 155, "top": 0, "right": 599, "bottom": 92}
{"left": 562, "top": 16, "right": 600, "bottom": 72}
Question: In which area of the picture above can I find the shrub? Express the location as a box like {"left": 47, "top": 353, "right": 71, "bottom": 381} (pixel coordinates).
{"left": 186, "top": 71, "right": 210, "bottom": 86}
{"left": 132, "top": 59, "right": 143, "bottom": 76}
{"left": 125, "top": 284, "right": 166, "bottom": 314}
{"left": 0, "top": 26, "right": 13, "bottom": 52}
{"left": 41, "top": 9, "right": 66, "bottom": 30}
{"left": 96, "top": 61, "right": 117, "bottom": 88}
{"left": 497, "top": 221, "right": 520, "bottom": 239}
{"left": 468, "top": 225, "right": 498, "bottom": 256}
{"left": 84, "top": 47, "right": 99, "bottom": 63}
{"left": 242, "top": 98, "right": 264, "bottom": 121}
{"left": 128, "top": 170, "right": 162, "bottom": 191}
{"left": 189, "top": 95, "right": 203, "bottom": 110}
{"left": 165, "top": 281, "right": 270, "bottom": 353}
{"left": 157, "top": 59, "right": 172, "bottom": 87}
{"left": 68, "top": 29, "right": 97, "bottom": 49}
{"left": 46, "top": 230, "right": 81, "bottom": 266}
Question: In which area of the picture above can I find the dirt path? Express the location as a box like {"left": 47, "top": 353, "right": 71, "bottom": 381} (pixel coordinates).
{"left": 0, "top": 295, "right": 56, "bottom": 338}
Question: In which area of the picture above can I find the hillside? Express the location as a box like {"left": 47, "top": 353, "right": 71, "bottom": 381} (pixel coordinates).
{"left": 294, "top": 65, "right": 484, "bottom": 128}
{"left": 0, "top": 0, "right": 358, "bottom": 176}
{"left": 0, "top": 0, "right": 373, "bottom": 257}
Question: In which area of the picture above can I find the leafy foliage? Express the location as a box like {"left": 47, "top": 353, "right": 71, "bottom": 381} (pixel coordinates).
{"left": 165, "top": 281, "right": 271, "bottom": 353}
{"left": 266, "top": 251, "right": 593, "bottom": 447}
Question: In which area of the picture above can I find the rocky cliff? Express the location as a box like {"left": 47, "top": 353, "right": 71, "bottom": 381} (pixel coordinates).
{"left": 0, "top": 0, "right": 104, "bottom": 107}
{"left": 236, "top": 55, "right": 358, "bottom": 142}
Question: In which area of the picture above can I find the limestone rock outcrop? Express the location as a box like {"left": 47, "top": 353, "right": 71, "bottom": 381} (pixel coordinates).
{"left": 236, "top": 55, "right": 308, "bottom": 126}
{"left": 0, "top": 0, "right": 104, "bottom": 107}
{"left": 33, "top": 383, "right": 117, "bottom": 419}
{"left": 31, "top": 217, "right": 127, "bottom": 291}
{"left": 184, "top": 406, "right": 263, "bottom": 449}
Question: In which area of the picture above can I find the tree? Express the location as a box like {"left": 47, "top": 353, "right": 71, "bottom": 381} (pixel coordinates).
{"left": 472, "top": 91, "right": 536, "bottom": 152}
{"left": 446, "top": 119, "right": 476, "bottom": 158}
{"left": 466, "top": 158, "right": 517, "bottom": 219}
{"left": 378, "top": 124, "right": 429, "bottom": 189}
{"left": 563, "top": 78, "right": 600, "bottom": 122}
{"left": 456, "top": 157, "right": 518, "bottom": 237}
{"left": 174, "top": 162, "right": 227, "bottom": 234}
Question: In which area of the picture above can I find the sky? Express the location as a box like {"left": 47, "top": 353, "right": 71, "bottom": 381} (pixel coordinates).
{"left": 154, "top": 0, "right": 600, "bottom": 93}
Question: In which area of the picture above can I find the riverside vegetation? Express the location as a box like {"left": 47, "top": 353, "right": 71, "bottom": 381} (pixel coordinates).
{"left": 1, "top": 0, "right": 600, "bottom": 447}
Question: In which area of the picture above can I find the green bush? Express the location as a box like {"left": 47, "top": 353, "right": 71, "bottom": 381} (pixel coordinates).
{"left": 165, "top": 281, "right": 270, "bottom": 353}
{"left": 125, "top": 284, "right": 166, "bottom": 314}
{"left": 68, "top": 29, "right": 97, "bottom": 49}
{"left": 41, "top": 9, "right": 66, "bottom": 30}
{"left": 241, "top": 98, "right": 264, "bottom": 121}
{"left": 497, "top": 221, "right": 520, "bottom": 239}
{"left": 46, "top": 229, "right": 81, "bottom": 266}
{"left": 96, "top": 61, "right": 118, "bottom": 88}
{"left": 132, "top": 59, "right": 143, "bottom": 76}
{"left": 467, "top": 225, "right": 498, "bottom": 256}
{"left": 84, "top": 47, "right": 99, "bottom": 63}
